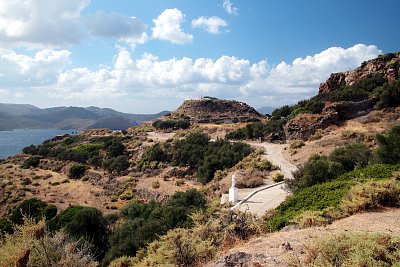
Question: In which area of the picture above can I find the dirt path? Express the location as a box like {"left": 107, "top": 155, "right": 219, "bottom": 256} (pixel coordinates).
{"left": 210, "top": 208, "right": 400, "bottom": 267}
{"left": 247, "top": 141, "right": 298, "bottom": 179}
{"left": 234, "top": 142, "right": 297, "bottom": 216}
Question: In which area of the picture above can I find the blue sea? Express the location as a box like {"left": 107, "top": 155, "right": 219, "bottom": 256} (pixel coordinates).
{"left": 0, "top": 129, "right": 77, "bottom": 159}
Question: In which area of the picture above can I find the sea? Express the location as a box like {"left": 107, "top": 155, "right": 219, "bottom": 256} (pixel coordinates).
{"left": 0, "top": 129, "right": 77, "bottom": 159}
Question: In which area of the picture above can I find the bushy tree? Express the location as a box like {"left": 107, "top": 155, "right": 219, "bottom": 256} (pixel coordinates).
{"left": 9, "top": 198, "right": 56, "bottom": 225}
{"left": 68, "top": 163, "right": 87, "bottom": 179}
{"left": 329, "top": 143, "right": 371, "bottom": 172}
{"left": 105, "top": 139, "right": 125, "bottom": 157}
{"left": 287, "top": 155, "right": 344, "bottom": 192}
{"left": 375, "top": 125, "right": 400, "bottom": 164}
{"left": 172, "top": 132, "right": 210, "bottom": 168}
{"left": 21, "top": 156, "right": 41, "bottom": 169}
{"left": 49, "top": 206, "right": 109, "bottom": 261}
{"left": 103, "top": 189, "right": 206, "bottom": 266}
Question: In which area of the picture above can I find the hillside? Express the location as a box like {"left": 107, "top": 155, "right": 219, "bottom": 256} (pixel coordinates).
{"left": 0, "top": 104, "right": 167, "bottom": 131}
{"left": 1, "top": 53, "right": 400, "bottom": 266}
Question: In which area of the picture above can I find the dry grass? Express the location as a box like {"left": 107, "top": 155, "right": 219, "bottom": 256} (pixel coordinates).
{"left": 210, "top": 209, "right": 400, "bottom": 267}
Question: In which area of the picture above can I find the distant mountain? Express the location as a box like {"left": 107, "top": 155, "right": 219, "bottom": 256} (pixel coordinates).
{"left": 257, "top": 106, "right": 276, "bottom": 115}
{"left": 85, "top": 106, "right": 169, "bottom": 123}
{"left": 0, "top": 103, "right": 167, "bottom": 131}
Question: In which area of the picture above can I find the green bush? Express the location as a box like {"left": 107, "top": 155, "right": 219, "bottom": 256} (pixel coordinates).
{"left": 152, "top": 119, "right": 190, "bottom": 130}
{"left": 328, "top": 143, "right": 371, "bottom": 172}
{"left": 103, "top": 189, "right": 206, "bottom": 266}
{"left": 104, "top": 139, "right": 126, "bottom": 157}
{"left": 9, "top": 198, "right": 57, "bottom": 225}
{"left": 197, "top": 140, "right": 252, "bottom": 184}
{"left": 266, "top": 180, "right": 352, "bottom": 231}
{"left": 341, "top": 179, "right": 400, "bottom": 214}
{"left": 287, "top": 155, "right": 344, "bottom": 192}
{"left": 68, "top": 163, "right": 87, "bottom": 179}
{"left": 139, "top": 144, "right": 169, "bottom": 169}
{"left": 21, "top": 156, "right": 41, "bottom": 169}
{"left": 49, "top": 206, "right": 109, "bottom": 261}
{"left": 374, "top": 125, "right": 400, "bottom": 164}
{"left": 21, "top": 178, "right": 32, "bottom": 185}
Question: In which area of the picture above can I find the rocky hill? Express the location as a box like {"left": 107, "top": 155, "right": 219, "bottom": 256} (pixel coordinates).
{"left": 283, "top": 52, "right": 400, "bottom": 140}
{"left": 163, "top": 98, "right": 264, "bottom": 123}
{"left": 319, "top": 52, "right": 400, "bottom": 93}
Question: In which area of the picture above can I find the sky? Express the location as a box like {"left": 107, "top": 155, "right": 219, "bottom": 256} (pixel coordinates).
{"left": 0, "top": 0, "right": 399, "bottom": 113}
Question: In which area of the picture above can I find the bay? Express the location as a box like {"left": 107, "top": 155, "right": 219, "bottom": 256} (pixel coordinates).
{"left": 0, "top": 129, "right": 77, "bottom": 159}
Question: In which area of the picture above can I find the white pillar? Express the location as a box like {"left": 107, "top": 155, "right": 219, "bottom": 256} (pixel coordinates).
{"left": 229, "top": 173, "right": 238, "bottom": 204}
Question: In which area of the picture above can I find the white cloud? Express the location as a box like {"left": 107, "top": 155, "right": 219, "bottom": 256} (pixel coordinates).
{"left": 0, "top": 44, "right": 381, "bottom": 112}
{"left": 241, "top": 44, "right": 381, "bottom": 104}
{"left": 223, "top": 0, "right": 238, "bottom": 15}
{"left": 0, "top": 48, "right": 71, "bottom": 87}
{"left": 152, "top": 8, "right": 193, "bottom": 44}
{"left": 191, "top": 16, "right": 228, "bottom": 34}
{"left": 86, "top": 11, "right": 148, "bottom": 47}
{"left": 0, "top": 0, "right": 90, "bottom": 48}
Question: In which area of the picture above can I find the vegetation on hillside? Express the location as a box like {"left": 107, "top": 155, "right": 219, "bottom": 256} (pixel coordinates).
{"left": 265, "top": 124, "right": 400, "bottom": 231}
{"left": 227, "top": 73, "right": 400, "bottom": 141}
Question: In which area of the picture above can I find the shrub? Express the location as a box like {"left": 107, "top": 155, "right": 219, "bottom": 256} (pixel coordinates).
{"left": 152, "top": 181, "right": 160, "bottom": 189}
{"left": 197, "top": 140, "right": 252, "bottom": 184}
{"left": 0, "top": 218, "right": 97, "bottom": 267}
{"left": 49, "top": 206, "right": 109, "bottom": 261}
{"left": 290, "top": 140, "right": 305, "bottom": 149}
{"left": 103, "top": 189, "right": 206, "bottom": 265}
{"left": 273, "top": 172, "right": 284, "bottom": 183}
{"left": 328, "top": 143, "right": 371, "bottom": 172}
{"left": 236, "top": 176, "right": 265, "bottom": 188}
{"left": 289, "top": 233, "right": 400, "bottom": 267}
{"left": 21, "top": 178, "right": 32, "bottom": 186}
{"left": 175, "top": 179, "right": 185, "bottom": 186}
{"left": 105, "top": 139, "right": 126, "bottom": 157}
{"left": 287, "top": 155, "right": 344, "bottom": 192}
{"left": 139, "top": 144, "right": 169, "bottom": 169}
{"left": 172, "top": 132, "right": 210, "bottom": 168}
{"left": 374, "top": 125, "right": 400, "bottom": 164}
{"left": 68, "top": 163, "right": 87, "bottom": 179}
{"left": 266, "top": 180, "right": 352, "bottom": 231}
{"left": 292, "top": 210, "right": 329, "bottom": 228}
{"left": 309, "top": 128, "right": 324, "bottom": 140}
{"left": 341, "top": 179, "right": 400, "bottom": 214}
{"left": 376, "top": 79, "right": 400, "bottom": 108}
{"left": 9, "top": 198, "right": 55, "bottom": 225}
{"left": 21, "top": 156, "right": 41, "bottom": 169}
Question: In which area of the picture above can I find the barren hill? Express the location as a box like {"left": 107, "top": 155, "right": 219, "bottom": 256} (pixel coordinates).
{"left": 164, "top": 98, "right": 264, "bottom": 123}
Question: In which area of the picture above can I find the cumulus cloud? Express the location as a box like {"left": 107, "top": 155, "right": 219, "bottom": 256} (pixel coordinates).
{"left": 0, "top": 48, "right": 71, "bottom": 88}
{"left": 0, "top": 44, "right": 381, "bottom": 112}
{"left": 191, "top": 16, "right": 228, "bottom": 34}
{"left": 0, "top": 0, "right": 90, "bottom": 48}
{"left": 223, "top": 0, "right": 238, "bottom": 15}
{"left": 152, "top": 8, "right": 193, "bottom": 44}
{"left": 86, "top": 11, "right": 148, "bottom": 46}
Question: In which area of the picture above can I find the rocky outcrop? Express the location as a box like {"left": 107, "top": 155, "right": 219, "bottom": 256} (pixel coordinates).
{"left": 164, "top": 98, "right": 264, "bottom": 124}
{"left": 284, "top": 98, "right": 378, "bottom": 140}
{"left": 284, "top": 112, "right": 338, "bottom": 141}
{"left": 319, "top": 52, "right": 400, "bottom": 93}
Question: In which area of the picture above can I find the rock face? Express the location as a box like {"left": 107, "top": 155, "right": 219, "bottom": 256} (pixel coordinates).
{"left": 284, "top": 98, "right": 378, "bottom": 140}
{"left": 165, "top": 98, "right": 264, "bottom": 124}
{"left": 319, "top": 52, "right": 400, "bottom": 94}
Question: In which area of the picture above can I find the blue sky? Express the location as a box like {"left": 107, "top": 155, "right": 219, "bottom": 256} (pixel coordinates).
{"left": 0, "top": 0, "right": 399, "bottom": 113}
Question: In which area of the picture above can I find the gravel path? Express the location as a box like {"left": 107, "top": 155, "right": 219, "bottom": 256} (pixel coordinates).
{"left": 235, "top": 142, "right": 298, "bottom": 216}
